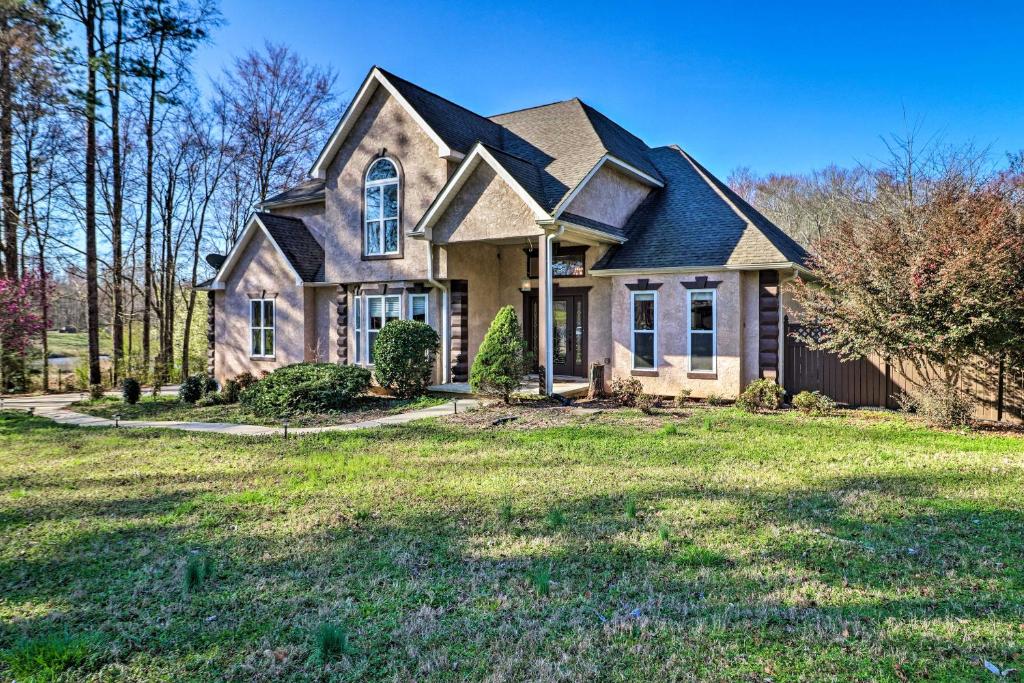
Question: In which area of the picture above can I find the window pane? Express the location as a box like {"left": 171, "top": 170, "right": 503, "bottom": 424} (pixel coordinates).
{"left": 384, "top": 295, "right": 400, "bottom": 321}
{"left": 368, "top": 331, "right": 378, "bottom": 363}
{"left": 365, "top": 185, "right": 381, "bottom": 220}
{"left": 383, "top": 183, "right": 398, "bottom": 219}
{"left": 526, "top": 253, "right": 538, "bottom": 279}
{"left": 264, "top": 329, "right": 275, "bottom": 356}
{"left": 251, "top": 300, "right": 261, "bottom": 327}
{"left": 263, "top": 300, "right": 274, "bottom": 327}
{"left": 384, "top": 219, "right": 399, "bottom": 253}
{"left": 251, "top": 328, "right": 260, "bottom": 355}
{"left": 634, "top": 332, "right": 654, "bottom": 368}
{"left": 553, "top": 253, "right": 584, "bottom": 277}
{"left": 366, "top": 221, "right": 380, "bottom": 254}
{"left": 690, "top": 293, "right": 714, "bottom": 331}
{"left": 691, "top": 332, "right": 714, "bottom": 371}
{"left": 574, "top": 298, "right": 584, "bottom": 365}
{"left": 368, "top": 297, "right": 383, "bottom": 330}
{"left": 411, "top": 294, "right": 427, "bottom": 323}
{"left": 633, "top": 294, "right": 654, "bottom": 331}
{"left": 552, "top": 300, "right": 567, "bottom": 365}
{"left": 367, "top": 158, "right": 396, "bottom": 181}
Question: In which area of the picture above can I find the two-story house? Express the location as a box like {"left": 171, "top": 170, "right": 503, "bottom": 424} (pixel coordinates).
{"left": 199, "top": 66, "right": 808, "bottom": 398}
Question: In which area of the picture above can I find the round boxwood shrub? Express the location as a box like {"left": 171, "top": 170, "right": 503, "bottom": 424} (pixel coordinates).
{"left": 201, "top": 375, "right": 219, "bottom": 395}
{"left": 122, "top": 377, "right": 141, "bottom": 405}
{"left": 736, "top": 378, "right": 784, "bottom": 413}
{"left": 372, "top": 320, "right": 439, "bottom": 398}
{"left": 239, "top": 363, "right": 371, "bottom": 417}
{"left": 470, "top": 306, "right": 528, "bottom": 403}
{"left": 178, "top": 375, "right": 204, "bottom": 404}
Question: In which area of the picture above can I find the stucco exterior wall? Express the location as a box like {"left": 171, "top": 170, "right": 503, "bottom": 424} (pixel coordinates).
{"left": 214, "top": 230, "right": 305, "bottom": 384}
{"left": 323, "top": 86, "right": 447, "bottom": 283}
{"left": 608, "top": 270, "right": 748, "bottom": 398}
{"left": 563, "top": 166, "right": 651, "bottom": 228}
{"left": 445, "top": 243, "right": 502, "bottom": 372}
{"left": 432, "top": 163, "right": 542, "bottom": 243}
{"left": 740, "top": 270, "right": 761, "bottom": 389}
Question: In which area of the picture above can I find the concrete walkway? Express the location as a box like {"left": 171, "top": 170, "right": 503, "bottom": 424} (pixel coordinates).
{"left": 1, "top": 389, "right": 480, "bottom": 437}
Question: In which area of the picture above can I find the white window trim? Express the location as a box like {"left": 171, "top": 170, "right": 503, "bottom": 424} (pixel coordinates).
{"left": 365, "top": 293, "right": 401, "bottom": 365}
{"left": 686, "top": 288, "right": 717, "bottom": 373}
{"left": 630, "top": 290, "right": 658, "bottom": 371}
{"left": 408, "top": 292, "right": 429, "bottom": 326}
{"left": 249, "top": 298, "right": 275, "bottom": 358}
{"left": 353, "top": 294, "right": 362, "bottom": 364}
{"left": 364, "top": 158, "right": 400, "bottom": 256}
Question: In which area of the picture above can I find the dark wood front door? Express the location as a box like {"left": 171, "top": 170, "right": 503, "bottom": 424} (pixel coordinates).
{"left": 523, "top": 289, "right": 588, "bottom": 378}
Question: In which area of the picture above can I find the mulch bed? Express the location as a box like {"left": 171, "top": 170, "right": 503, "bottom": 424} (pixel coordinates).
{"left": 439, "top": 396, "right": 693, "bottom": 430}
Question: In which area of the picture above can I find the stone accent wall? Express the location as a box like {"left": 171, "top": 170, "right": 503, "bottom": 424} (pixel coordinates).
{"left": 450, "top": 280, "right": 469, "bottom": 381}
{"left": 206, "top": 291, "right": 215, "bottom": 376}
{"left": 335, "top": 285, "right": 348, "bottom": 364}
{"left": 758, "top": 270, "right": 780, "bottom": 379}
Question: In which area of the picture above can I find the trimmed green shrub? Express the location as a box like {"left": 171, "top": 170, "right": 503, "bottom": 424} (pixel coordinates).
{"left": 178, "top": 375, "right": 204, "bottom": 404}
{"left": 222, "top": 379, "right": 241, "bottom": 404}
{"left": 609, "top": 377, "right": 643, "bottom": 407}
{"left": 372, "top": 319, "right": 439, "bottom": 398}
{"left": 793, "top": 390, "right": 837, "bottom": 416}
{"left": 201, "top": 375, "right": 219, "bottom": 395}
{"left": 736, "top": 379, "right": 784, "bottom": 413}
{"left": 88, "top": 383, "right": 104, "bottom": 400}
{"left": 239, "top": 363, "right": 371, "bottom": 417}
{"left": 121, "top": 377, "right": 141, "bottom": 404}
{"left": 470, "top": 306, "right": 528, "bottom": 403}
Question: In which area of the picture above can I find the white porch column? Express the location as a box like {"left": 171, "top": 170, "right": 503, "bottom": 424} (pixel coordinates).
{"left": 538, "top": 224, "right": 564, "bottom": 395}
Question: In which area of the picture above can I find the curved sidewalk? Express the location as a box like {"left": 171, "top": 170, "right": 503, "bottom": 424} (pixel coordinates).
{"left": 1, "top": 389, "right": 479, "bottom": 436}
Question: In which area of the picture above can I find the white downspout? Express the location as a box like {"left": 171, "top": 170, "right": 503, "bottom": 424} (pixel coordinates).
{"left": 425, "top": 242, "right": 450, "bottom": 384}
{"left": 544, "top": 224, "right": 565, "bottom": 395}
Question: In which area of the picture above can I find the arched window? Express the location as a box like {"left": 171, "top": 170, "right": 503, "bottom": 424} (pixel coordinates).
{"left": 364, "top": 158, "right": 399, "bottom": 256}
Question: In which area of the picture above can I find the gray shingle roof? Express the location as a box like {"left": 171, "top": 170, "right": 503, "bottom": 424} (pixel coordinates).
{"left": 261, "top": 178, "right": 326, "bottom": 207}
{"left": 592, "top": 146, "right": 808, "bottom": 271}
{"left": 378, "top": 67, "right": 506, "bottom": 153}
{"left": 489, "top": 98, "right": 662, "bottom": 211}
{"left": 560, "top": 212, "right": 627, "bottom": 241}
{"left": 256, "top": 212, "right": 325, "bottom": 282}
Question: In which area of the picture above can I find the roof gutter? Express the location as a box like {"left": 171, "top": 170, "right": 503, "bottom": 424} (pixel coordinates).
{"left": 587, "top": 262, "right": 811, "bottom": 277}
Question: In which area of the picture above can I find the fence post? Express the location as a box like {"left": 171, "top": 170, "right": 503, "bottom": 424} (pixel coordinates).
{"left": 997, "top": 354, "right": 1005, "bottom": 422}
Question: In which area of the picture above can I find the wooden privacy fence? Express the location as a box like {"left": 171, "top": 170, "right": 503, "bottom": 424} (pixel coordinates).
{"left": 783, "top": 319, "right": 1024, "bottom": 424}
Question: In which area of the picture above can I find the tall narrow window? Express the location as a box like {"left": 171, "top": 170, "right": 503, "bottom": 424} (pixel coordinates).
{"left": 354, "top": 295, "right": 362, "bottom": 363}
{"left": 367, "top": 294, "right": 400, "bottom": 363}
{"left": 250, "top": 299, "right": 275, "bottom": 357}
{"left": 631, "top": 291, "right": 656, "bottom": 369}
{"left": 687, "top": 290, "right": 716, "bottom": 372}
{"left": 409, "top": 293, "right": 428, "bottom": 324}
{"left": 365, "top": 158, "right": 399, "bottom": 256}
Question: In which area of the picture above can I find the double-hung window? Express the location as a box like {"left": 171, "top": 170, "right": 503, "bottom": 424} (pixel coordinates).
{"left": 364, "top": 158, "right": 399, "bottom": 256}
{"left": 250, "top": 299, "right": 275, "bottom": 358}
{"left": 687, "top": 290, "right": 716, "bottom": 373}
{"left": 366, "top": 294, "right": 400, "bottom": 363}
{"left": 408, "top": 293, "right": 428, "bottom": 324}
{"left": 353, "top": 295, "right": 362, "bottom": 364}
{"left": 630, "top": 291, "right": 657, "bottom": 370}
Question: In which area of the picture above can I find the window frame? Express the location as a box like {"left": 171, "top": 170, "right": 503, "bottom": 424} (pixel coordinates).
{"left": 249, "top": 298, "right": 276, "bottom": 359}
{"left": 525, "top": 244, "right": 587, "bottom": 279}
{"left": 353, "top": 293, "right": 362, "bottom": 364}
{"left": 365, "top": 293, "right": 401, "bottom": 364}
{"left": 363, "top": 158, "right": 400, "bottom": 258}
{"left": 408, "top": 292, "right": 429, "bottom": 325}
{"left": 686, "top": 288, "right": 717, "bottom": 374}
{"left": 630, "top": 290, "right": 657, "bottom": 371}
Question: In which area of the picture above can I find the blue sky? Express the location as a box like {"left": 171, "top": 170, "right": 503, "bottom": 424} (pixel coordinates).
{"left": 192, "top": 0, "right": 1024, "bottom": 178}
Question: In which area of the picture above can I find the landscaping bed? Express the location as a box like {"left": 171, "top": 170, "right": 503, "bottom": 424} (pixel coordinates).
{"left": 71, "top": 394, "right": 447, "bottom": 428}
{"left": 2, "top": 408, "right": 1021, "bottom": 680}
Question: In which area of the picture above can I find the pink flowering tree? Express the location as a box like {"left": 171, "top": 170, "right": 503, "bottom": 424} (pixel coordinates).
{"left": 0, "top": 273, "right": 46, "bottom": 392}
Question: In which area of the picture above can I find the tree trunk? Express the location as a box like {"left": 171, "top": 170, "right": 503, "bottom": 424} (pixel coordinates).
{"left": 106, "top": 1, "right": 125, "bottom": 382}
{"left": 0, "top": 14, "right": 18, "bottom": 280}
{"left": 84, "top": 0, "right": 101, "bottom": 386}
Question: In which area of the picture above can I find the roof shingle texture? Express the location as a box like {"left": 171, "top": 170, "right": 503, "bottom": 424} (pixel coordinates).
{"left": 256, "top": 212, "right": 325, "bottom": 282}
{"left": 592, "top": 147, "right": 808, "bottom": 271}
{"left": 262, "top": 178, "right": 326, "bottom": 207}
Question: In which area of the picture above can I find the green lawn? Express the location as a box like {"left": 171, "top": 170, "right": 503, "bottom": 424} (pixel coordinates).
{"left": 0, "top": 407, "right": 1021, "bottom": 681}
{"left": 44, "top": 331, "right": 113, "bottom": 359}
{"left": 70, "top": 394, "right": 448, "bottom": 428}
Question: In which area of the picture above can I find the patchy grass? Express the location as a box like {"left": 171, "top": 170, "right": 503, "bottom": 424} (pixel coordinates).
{"left": 69, "top": 394, "right": 447, "bottom": 427}
{"left": 0, "top": 408, "right": 1022, "bottom": 680}
{"left": 43, "top": 330, "right": 112, "bottom": 359}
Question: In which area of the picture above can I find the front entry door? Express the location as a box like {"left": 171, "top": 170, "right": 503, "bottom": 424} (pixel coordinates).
{"left": 524, "top": 290, "right": 588, "bottom": 377}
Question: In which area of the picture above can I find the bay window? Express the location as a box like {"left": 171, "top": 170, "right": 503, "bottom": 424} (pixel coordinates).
{"left": 687, "top": 289, "right": 716, "bottom": 373}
